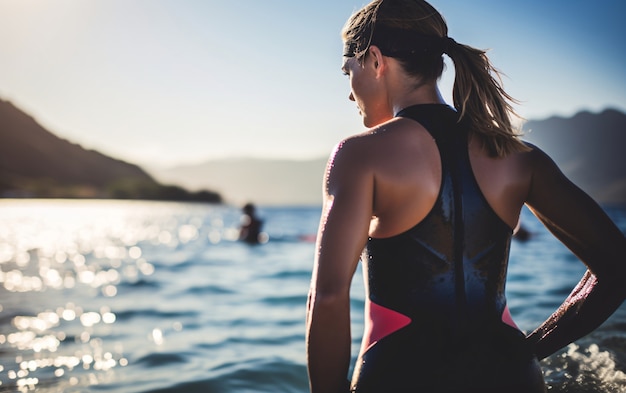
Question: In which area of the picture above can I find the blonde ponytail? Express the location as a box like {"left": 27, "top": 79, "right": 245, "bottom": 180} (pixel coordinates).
{"left": 445, "top": 42, "right": 529, "bottom": 156}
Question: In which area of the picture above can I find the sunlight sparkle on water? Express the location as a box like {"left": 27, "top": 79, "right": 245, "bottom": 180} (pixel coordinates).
{"left": 0, "top": 200, "right": 167, "bottom": 390}
{"left": 0, "top": 200, "right": 239, "bottom": 391}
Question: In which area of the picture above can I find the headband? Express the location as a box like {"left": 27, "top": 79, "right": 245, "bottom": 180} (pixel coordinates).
{"left": 344, "top": 25, "right": 456, "bottom": 58}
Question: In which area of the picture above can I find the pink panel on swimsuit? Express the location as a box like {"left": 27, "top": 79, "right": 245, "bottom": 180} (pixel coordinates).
{"left": 360, "top": 299, "right": 412, "bottom": 355}
{"left": 501, "top": 305, "right": 519, "bottom": 329}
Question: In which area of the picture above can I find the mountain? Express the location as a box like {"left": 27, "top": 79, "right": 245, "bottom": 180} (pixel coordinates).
{"left": 151, "top": 108, "right": 626, "bottom": 206}
{"left": 0, "top": 99, "right": 221, "bottom": 202}
{"left": 149, "top": 157, "right": 328, "bottom": 206}
{"left": 522, "top": 108, "right": 626, "bottom": 205}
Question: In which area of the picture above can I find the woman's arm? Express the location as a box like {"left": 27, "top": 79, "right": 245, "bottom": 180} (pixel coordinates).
{"left": 306, "top": 139, "right": 374, "bottom": 393}
{"left": 524, "top": 146, "right": 626, "bottom": 360}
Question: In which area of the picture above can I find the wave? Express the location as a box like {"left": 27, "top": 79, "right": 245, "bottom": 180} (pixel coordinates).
{"left": 112, "top": 357, "right": 309, "bottom": 393}
{"left": 134, "top": 352, "right": 191, "bottom": 367}
{"left": 544, "top": 343, "right": 626, "bottom": 392}
{"left": 117, "top": 278, "right": 161, "bottom": 289}
{"left": 114, "top": 309, "right": 199, "bottom": 321}
{"left": 185, "top": 284, "right": 236, "bottom": 295}
{"left": 193, "top": 330, "right": 304, "bottom": 353}
{"left": 261, "top": 270, "right": 311, "bottom": 280}
{"left": 260, "top": 295, "right": 307, "bottom": 306}
{"left": 150, "top": 258, "right": 199, "bottom": 272}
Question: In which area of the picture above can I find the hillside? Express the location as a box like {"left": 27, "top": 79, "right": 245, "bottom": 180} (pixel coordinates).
{"left": 151, "top": 108, "right": 626, "bottom": 206}
{"left": 522, "top": 108, "right": 626, "bottom": 205}
{"left": 150, "top": 157, "right": 328, "bottom": 206}
{"left": 0, "top": 99, "right": 221, "bottom": 202}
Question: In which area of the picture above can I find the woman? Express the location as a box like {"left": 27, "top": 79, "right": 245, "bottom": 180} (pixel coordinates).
{"left": 305, "top": 1, "right": 626, "bottom": 392}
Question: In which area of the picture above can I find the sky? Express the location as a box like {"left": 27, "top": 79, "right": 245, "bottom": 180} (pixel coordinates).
{"left": 1, "top": 0, "right": 624, "bottom": 168}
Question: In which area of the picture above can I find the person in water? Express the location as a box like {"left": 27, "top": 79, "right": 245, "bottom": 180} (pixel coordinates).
{"left": 305, "top": 1, "right": 626, "bottom": 392}
{"left": 239, "top": 203, "right": 263, "bottom": 244}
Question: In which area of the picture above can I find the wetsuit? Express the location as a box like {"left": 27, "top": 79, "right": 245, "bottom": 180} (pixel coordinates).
{"left": 350, "top": 105, "right": 546, "bottom": 392}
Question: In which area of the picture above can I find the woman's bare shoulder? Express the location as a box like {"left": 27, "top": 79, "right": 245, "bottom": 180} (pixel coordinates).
{"left": 516, "top": 141, "right": 563, "bottom": 174}
{"left": 328, "top": 118, "right": 407, "bottom": 161}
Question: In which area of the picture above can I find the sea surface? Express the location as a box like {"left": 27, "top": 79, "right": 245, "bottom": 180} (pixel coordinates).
{"left": 0, "top": 199, "right": 625, "bottom": 393}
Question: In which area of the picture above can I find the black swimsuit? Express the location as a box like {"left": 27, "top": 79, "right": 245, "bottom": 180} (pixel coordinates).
{"left": 350, "top": 105, "right": 546, "bottom": 392}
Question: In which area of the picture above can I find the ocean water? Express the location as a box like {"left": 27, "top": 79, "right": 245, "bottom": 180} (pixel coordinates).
{"left": 0, "top": 199, "right": 625, "bottom": 393}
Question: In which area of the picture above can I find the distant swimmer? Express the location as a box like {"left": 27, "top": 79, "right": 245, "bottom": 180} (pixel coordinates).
{"left": 239, "top": 203, "right": 264, "bottom": 244}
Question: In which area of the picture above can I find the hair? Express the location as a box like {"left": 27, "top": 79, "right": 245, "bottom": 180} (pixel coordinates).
{"left": 342, "top": 0, "right": 529, "bottom": 157}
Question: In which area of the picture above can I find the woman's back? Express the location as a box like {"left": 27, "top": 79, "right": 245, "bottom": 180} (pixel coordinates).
{"left": 365, "top": 108, "right": 533, "bottom": 239}
{"left": 350, "top": 104, "right": 545, "bottom": 392}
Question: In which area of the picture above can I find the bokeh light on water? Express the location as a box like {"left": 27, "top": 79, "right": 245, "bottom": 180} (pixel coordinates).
{"left": 0, "top": 199, "right": 240, "bottom": 391}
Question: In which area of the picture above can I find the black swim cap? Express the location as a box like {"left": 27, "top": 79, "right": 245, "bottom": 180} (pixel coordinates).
{"left": 344, "top": 25, "right": 456, "bottom": 58}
